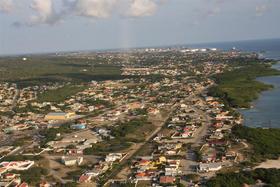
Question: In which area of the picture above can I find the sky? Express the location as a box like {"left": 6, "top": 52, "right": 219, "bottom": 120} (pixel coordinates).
{"left": 0, "top": 0, "right": 280, "bottom": 55}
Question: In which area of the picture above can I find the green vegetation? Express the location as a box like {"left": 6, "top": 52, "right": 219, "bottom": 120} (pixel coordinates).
{"left": 0, "top": 111, "right": 15, "bottom": 117}
{"left": 40, "top": 124, "right": 74, "bottom": 145}
{"left": 14, "top": 103, "right": 41, "bottom": 114}
{"left": 12, "top": 136, "right": 33, "bottom": 146}
{"left": 130, "top": 108, "right": 148, "bottom": 116}
{"left": 209, "top": 62, "right": 280, "bottom": 108}
{"left": 65, "top": 169, "right": 84, "bottom": 180}
{"left": 15, "top": 167, "right": 48, "bottom": 185}
{"left": 37, "top": 85, "right": 87, "bottom": 103}
{"left": 232, "top": 125, "right": 280, "bottom": 161}
{"left": 84, "top": 139, "right": 132, "bottom": 155}
{"left": 207, "top": 168, "right": 280, "bottom": 187}
{"left": 84, "top": 117, "right": 153, "bottom": 155}
{"left": 0, "top": 56, "right": 126, "bottom": 87}
{"left": 136, "top": 142, "right": 156, "bottom": 156}
{"left": 183, "top": 174, "right": 201, "bottom": 183}
{"left": 84, "top": 98, "right": 113, "bottom": 107}
{"left": 63, "top": 182, "right": 78, "bottom": 187}
{"left": 2, "top": 155, "right": 42, "bottom": 161}
{"left": 97, "top": 163, "right": 126, "bottom": 185}
{"left": 109, "top": 182, "right": 135, "bottom": 187}
{"left": 110, "top": 117, "right": 149, "bottom": 142}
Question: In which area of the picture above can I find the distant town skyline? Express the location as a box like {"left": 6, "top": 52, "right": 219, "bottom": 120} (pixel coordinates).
{"left": 1, "top": 0, "right": 280, "bottom": 55}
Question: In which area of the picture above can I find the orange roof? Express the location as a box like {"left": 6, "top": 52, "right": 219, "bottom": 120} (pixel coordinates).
{"left": 136, "top": 172, "right": 147, "bottom": 177}
{"left": 0, "top": 167, "right": 7, "bottom": 173}
{"left": 139, "top": 159, "right": 150, "bottom": 165}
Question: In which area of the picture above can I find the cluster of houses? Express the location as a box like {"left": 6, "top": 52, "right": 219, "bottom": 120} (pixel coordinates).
{"left": 0, "top": 49, "right": 259, "bottom": 186}
{"left": 196, "top": 96, "right": 241, "bottom": 173}
{"left": 0, "top": 83, "right": 17, "bottom": 113}
{"left": 0, "top": 84, "right": 71, "bottom": 136}
{"left": 0, "top": 160, "right": 34, "bottom": 187}
{"left": 168, "top": 104, "right": 203, "bottom": 139}
{"left": 154, "top": 143, "right": 183, "bottom": 156}
{"left": 131, "top": 156, "right": 181, "bottom": 186}
{"left": 121, "top": 67, "right": 189, "bottom": 76}
{"left": 47, "top": 129, "right": 102, "bottom": 151}
{"left": 78, "top": 153, "right": 126, "bottom": 184}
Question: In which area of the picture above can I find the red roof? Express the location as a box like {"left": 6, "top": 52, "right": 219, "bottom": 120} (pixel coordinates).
{"left": 0, "top": 168, "right": 7, "bottom": 173}
{"left": 208, "top": 139, "right": 227, "bottom": 145}
{"left": 168, "top": 160, "right": 177, "bottom": 165}
{"left": 19, "top": 183, "right": 29, "bottom": 187}
{"left": 160, "top": 176, "right": 175, "bottom": 184}
{"left": 5, "top": 173, "right": 15, "bottom": 177}
{"left": 79, "top": 175, "right": 91, "bottom": 183}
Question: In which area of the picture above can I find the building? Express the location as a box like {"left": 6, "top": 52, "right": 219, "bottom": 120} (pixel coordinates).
{"left": 105, "top": 153, "right": 123, "bottom": 163}
{"left": 0, "top": 168, "right": 7, "bottom": 176}
{"left": 79, "top": 174, "right": 92, "bottom": 183}
{"left": 198, "top": 162, "right": 222, "bottom": 172}
{"left": 3, "top": 124, "right": 30, "bottom": 133}
{"left": 44, "top": 112, "right": 76, "bottom": 121}
{"left": 61, "top": 156, "right": 83, "bottom": 166}
{"left": 127, "top": 102, "right": 144, "bottom": 110}
{"left": 0, "top": 161, "right": 34, "bottom": 171}
{"left": 70, "top": 124, "right": 86, "bottom": 130}
{"left": 159, "top": 176, "right": 176, "bottom": 184}
{"left": 39, "top": 181, "right": 51, "bottom": 187}
{"left": 18, "top": 182, "right": 29, "bottom": 187}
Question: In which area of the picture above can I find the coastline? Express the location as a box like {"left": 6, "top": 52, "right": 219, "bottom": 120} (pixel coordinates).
{"left": 227, "top": 60, "right": 280, "bottom": 164}
{"left": 241, "top": 61, "right": 280, "bottom": 128}
{"left": 208, "top": 60, "right": 280, "bottom": 109}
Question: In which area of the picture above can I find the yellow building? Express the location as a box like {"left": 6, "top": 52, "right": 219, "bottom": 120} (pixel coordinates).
{"left": 44, "top": 112, "right": 76, "bottom": 121}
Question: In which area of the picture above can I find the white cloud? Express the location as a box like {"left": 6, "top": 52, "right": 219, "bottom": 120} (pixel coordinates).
{"left": 126, "top": 0, "right": 158, "bottom": 17}
{"left": 0, "top": 0, "right": 13, "bottom": 13}
{"left": 8, "top": 0, "right": 164, "bottom": 26}
{"left": 73, "top": 0, "right": 117, "bottom": 18}
{"left": 29, "top": 0, "right": 56, "bottom": 25}
{"left": 255, "top": 4, "right": 268, "bottom": 16}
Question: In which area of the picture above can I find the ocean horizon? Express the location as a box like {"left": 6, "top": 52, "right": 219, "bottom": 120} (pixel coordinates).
{"left": 1, "top": 38, "right": 280, "bottom": 58}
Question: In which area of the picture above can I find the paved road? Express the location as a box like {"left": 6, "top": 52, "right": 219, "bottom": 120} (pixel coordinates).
{"left": 109, "top": 92, "right": 207, "bottom": 181}
{"left": 11, "top": 86, "right": 20, "bottom": 111}
{"left": 105, "top": 103, "right": 179, "bottom": 183}
{"left": 181, "top": 99, "right": 212, "bottom": 175}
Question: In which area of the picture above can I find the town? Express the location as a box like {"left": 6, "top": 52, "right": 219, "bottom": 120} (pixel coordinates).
{"left": 0, "top": 48, "right": 271, "bottom": 187}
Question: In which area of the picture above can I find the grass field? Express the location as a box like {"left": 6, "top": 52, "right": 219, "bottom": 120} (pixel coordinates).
{"left": 0, "top": 56, "right": 124, "bottom": 87}
{"left": 84, "top": 117, "right": 155, "bottom": 155}
{"left": 37, "top": 85, "right": 87, "bottom": 103}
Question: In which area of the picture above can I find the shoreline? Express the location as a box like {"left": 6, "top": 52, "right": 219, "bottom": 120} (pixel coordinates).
{"left": 208, "top": 60, "right": 280, "bottom": 109}
{"left": 241, "top": 61, "right": 280, "bottom": 128}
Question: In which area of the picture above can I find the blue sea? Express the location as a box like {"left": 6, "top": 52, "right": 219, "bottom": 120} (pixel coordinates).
{"left": 191, "top": 38, "right": 280, "bottom": 128}
{"left": 189, "top": 38, "right": 280, "bottom": 60}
